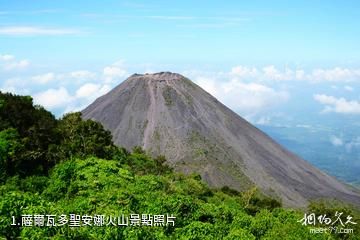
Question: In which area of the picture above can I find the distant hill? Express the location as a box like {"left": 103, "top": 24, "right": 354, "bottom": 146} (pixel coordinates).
{"left": 82, "top": 72, "right": 360, "bottom": 208}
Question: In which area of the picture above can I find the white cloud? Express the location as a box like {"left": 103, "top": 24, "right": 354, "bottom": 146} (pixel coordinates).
{"left": 75, "top": 83, "right": 111, "bottom": 98}
{"left": 28, "top": 70, "right": 97, "bottom": 87}
{"left": 76, "top": 83, "right": 100, "bottom": 98}
{"left": 70, "top": 70, "right": 96, "bottom": 80}
{"left": 295, "top": 69, "right": 305, "bottom": 80}
{"left": 1, "top": 78, "right": 29, "bottom": 92}
{"left": 262, "top": 65, "right": 293, "bottom": 81}
{"left": 223, "top": 80, "right": 289, "bottom": 114}
{"left": 231, "top": 66, "right": 258, "bottom": 79}
{"left": 194, "top": 77, "right": 218, "bottom": 96}
{"left": 344, "top": 85, "right": 354, "bottom": 91}
{"left": 0, "top": 54, "right": 15, "bottom": 61}
{"left": 314, "top": 94, "right": 360, "bottom": 114}
{"left": 98, "top": 84, "right": 112, "bottom": 95}
{"left": 195, "top": 77, "right": 289, "bottom": 116}
{"left": 63, "top": 104, "right": 88, "bottom": 114}
{"left": 33, "top": 82, "right": 112, "bottom": 114}
{"left": 0, "top": 54, "right": 29, "bottom": 70}
{"left": 103, "top": 61, "right": 127, "bottom": 83}
{"left": 230, "top": 65, "right": 294, "bottom": 81}
{"left": 229, "top": 65, "right": 360, "bottom": 82}
{"left": 0, "top": 26, "right": 81, "bottom": 36}
{"left": 2, "top": 59, "right": 29, "bottom": 70}
{"left": 4, "top": 60, "right": 30, "bottom": 70}
{"left": 230, "top": 65, "right": 296, "bottom": 81}
{"left": 1, "top": 59, "right": 126, "bottom": 115}
{"left": 330, "top": 135, "right": 343, "bottom": 146}
{"left": 256, "top": 116, "right": 271, "bottom": 125}
{"left": 32, "top": 72, "right": 55, "bottom": 84}
{"left": 0, "top": 77, "right": 30, "bottom": 95}
{"left": 310, "top": 67, "right": 359, "bottom": 82}
{"left": 345, "top": 137, "right": 360, "bottom": 152}
{"left": 254, "top": 113, "right": 294, "bottom": 127}
{"left": 33, "top": 87, "right": 73, "bottom": 110}
{"left": 328, "top": 135, "right": 360, "bottom": 152}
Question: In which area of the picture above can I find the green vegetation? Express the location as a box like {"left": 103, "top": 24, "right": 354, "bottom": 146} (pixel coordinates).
{"left": 162, "top": 86, "right": 174, "bottom": 106}
{"left": 0, "top": 91, "right": 359, "bottom": 239}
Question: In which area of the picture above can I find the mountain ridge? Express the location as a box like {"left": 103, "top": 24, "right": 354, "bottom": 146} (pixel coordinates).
{"left": 82, "top": 72, "right": 360, "bottom": 208}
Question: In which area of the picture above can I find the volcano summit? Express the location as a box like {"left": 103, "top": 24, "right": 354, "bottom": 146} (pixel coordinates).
{"left": 82, "top": 72, "right": 360, "bottom": 207}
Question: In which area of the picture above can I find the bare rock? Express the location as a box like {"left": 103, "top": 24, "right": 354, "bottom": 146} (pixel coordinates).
{"left": 82, "top": 72, "right": 360, "bottom": 208}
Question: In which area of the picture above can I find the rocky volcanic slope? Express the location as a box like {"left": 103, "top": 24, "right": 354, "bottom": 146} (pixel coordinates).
{"left": 82, "top": 72, "right": 360, "bottom": 207}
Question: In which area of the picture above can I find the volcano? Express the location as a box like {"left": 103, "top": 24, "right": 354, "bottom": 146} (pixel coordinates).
{"left": 82, "top": 72, "right": 360, "bottom": 207}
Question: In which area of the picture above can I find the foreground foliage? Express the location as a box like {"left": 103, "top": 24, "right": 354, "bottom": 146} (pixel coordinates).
{"left": 1, "top": 156, "right": 359, "bottom": 239}
{"left": 0, "top": 92, "right": 359, "bottom": 239}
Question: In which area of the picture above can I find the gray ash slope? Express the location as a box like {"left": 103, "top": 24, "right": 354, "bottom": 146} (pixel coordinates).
{"left": 82, "top": 72, "right": 360, "bottom": 207}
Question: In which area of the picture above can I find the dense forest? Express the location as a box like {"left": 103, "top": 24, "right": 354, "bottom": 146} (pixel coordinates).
{"left": 0, "top": 91, "right": 359, "bottom": 239}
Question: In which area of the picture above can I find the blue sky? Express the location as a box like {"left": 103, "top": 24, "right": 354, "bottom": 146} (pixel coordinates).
{"left": 0, "top": 1, "right": 360, "bottom": 164}
{"left": 1, "top": 0, "right": 360, "bottom": 66}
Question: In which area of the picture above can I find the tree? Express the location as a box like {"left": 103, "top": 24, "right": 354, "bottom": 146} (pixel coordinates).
{"left": 0, "top": 128, "right": 22, "bottom": 182}
{"left": 56, "top": 112, "right": 114, "bottom": 160}
{"left": 0, "top": 92, "right": 58, "bottom": 176}
{"left": 0, "top": 92, "right": 35, "bottom": 134}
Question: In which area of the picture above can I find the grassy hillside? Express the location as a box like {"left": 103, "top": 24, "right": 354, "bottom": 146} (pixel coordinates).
{"left": 0, "top": 92, "right": 359, "bottom": 239}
